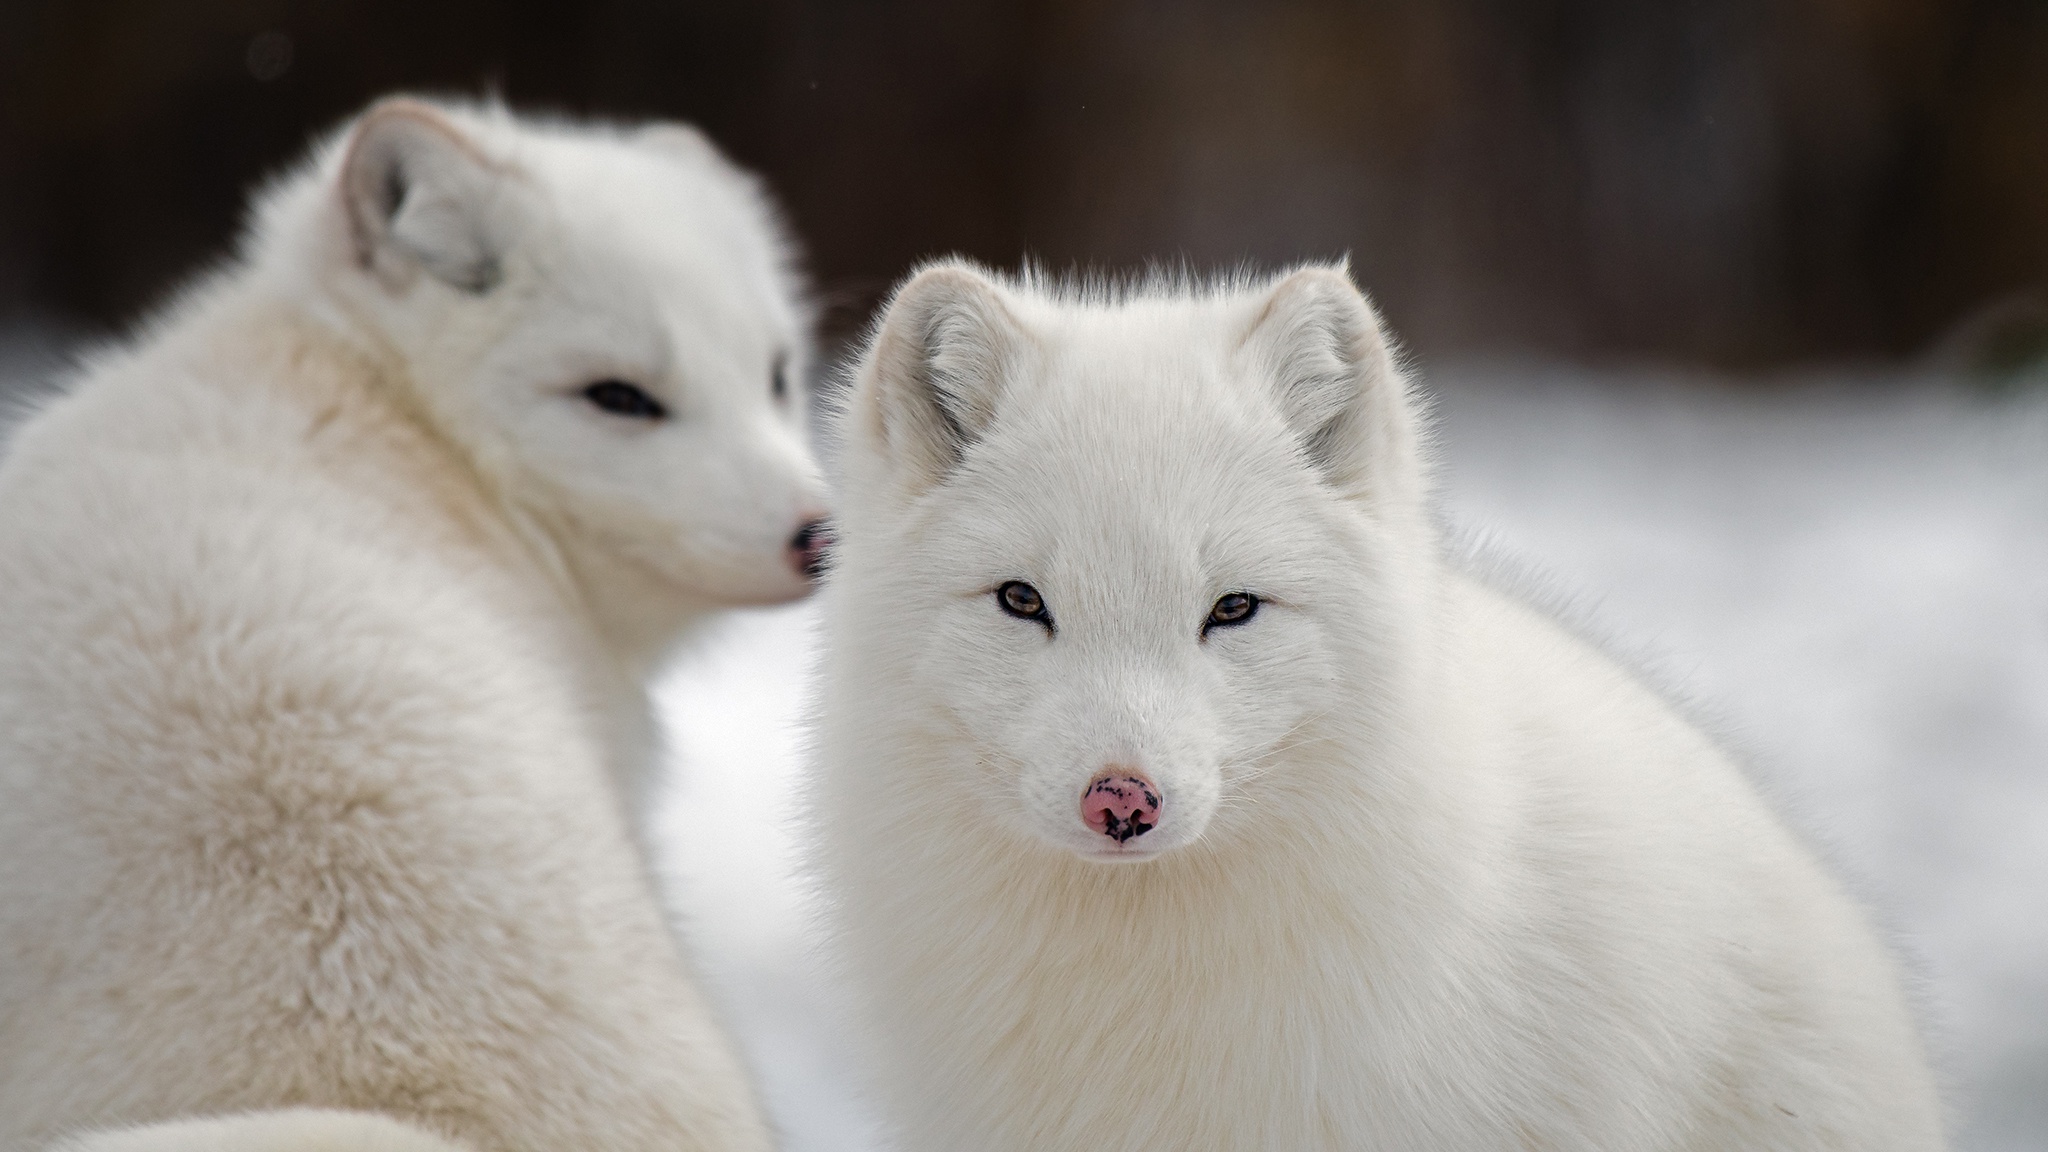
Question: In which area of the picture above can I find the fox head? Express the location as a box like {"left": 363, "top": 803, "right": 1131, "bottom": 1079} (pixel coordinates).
{"left": 826, "top": 261, "right": 1434, "bottom": 864}
{"left": 255, "top": 97, "right": 826, "bottom": 672}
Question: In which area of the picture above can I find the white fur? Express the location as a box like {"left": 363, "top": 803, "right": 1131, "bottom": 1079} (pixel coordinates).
{"left": 0, "top": 98, "right": 823, "bottom": 1151}
{"left": 808, "top": 261, "right": 1947, "bottom": 1150}
{"left": 52, "top": 1111, "right": 467, "bottom": 1152}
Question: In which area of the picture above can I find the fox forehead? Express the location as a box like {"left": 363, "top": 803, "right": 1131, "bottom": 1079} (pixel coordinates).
{"left": 510, "top": 138, "right": 795, "bottom": 342}
{"left": 919, "top": 391, "right": 1342, "bottom": 605}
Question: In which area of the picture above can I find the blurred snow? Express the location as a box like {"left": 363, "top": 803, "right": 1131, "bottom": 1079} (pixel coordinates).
{"left": 655, "top": 608, "right": 891, "bottom": 1152}
{"left": 1432, "top": 366, "right": 2048, "bottom": 1151}
{"left": 655, "top": 366, "right": 2048, "bottom": 1152}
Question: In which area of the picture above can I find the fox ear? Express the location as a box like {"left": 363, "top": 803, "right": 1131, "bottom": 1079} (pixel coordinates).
{"left": 340, "top": 100, "right": 513, "bottom": 294}
{"left": 852, "top": 262, "right": 1025, "bottom": 489}
{"left": 1240, "top": 265, "right": 1420, "bottom": 505}
{"left": 636, "top": 121, "right": 721, "bottom": 164}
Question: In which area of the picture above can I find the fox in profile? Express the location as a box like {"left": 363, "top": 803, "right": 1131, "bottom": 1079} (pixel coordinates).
{"left": 0, "top": 98, "right": 825, "bottom": 1151}
{"left": 808, "top": 260, "right": 1947, "bottom": 1151}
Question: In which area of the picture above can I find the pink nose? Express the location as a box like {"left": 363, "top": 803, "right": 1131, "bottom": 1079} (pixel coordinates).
{"left": 789, "top": 518, "right": 832, "bottom": 581}
{"left": 1081, "top": 771, "right": 1161, "bottom": 843}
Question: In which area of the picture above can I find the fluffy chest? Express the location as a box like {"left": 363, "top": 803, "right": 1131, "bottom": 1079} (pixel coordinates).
{"left": 842, "top": 850, "right": 1479, "bottom": 1150}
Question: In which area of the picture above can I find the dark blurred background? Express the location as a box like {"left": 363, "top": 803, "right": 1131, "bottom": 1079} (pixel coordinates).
{"left": 5, "top": 0, "right": 2048, "bottom": 369}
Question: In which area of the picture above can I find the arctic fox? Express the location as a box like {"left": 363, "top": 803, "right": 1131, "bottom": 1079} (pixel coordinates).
{"left": 0, "top": 98, "right": 825, "bottom": 1151}
{"left": 808, "top": 261, "right": 1947, "bottom": 1150}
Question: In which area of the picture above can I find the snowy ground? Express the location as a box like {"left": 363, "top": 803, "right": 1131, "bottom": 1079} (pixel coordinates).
{"left": 655, "top": 365, "right": 2048, "bottom": 1152}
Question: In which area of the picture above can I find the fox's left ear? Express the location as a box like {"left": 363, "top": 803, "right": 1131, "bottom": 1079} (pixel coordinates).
{"left": 1239, "top": 266, "right": 1422, "bottom": 507}
{"left": 339, "top": 99, "right": 518, "bottom": 294}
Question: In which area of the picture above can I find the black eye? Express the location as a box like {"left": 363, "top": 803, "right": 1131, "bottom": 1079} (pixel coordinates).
{"left": 771, "top": 353, "right": 790, "bottom": 402}
{"left": 997, "top": 581, "right": 1053, "bottom": 631}
{"left": 1204, "top": 591, "right": 1258, "bottom": 635}
{"left": 582, "top": 379, "right": 667, "bottom": 420}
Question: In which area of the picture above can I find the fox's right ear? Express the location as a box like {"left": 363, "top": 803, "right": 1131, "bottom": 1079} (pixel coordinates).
{"left": 339, "top": 100, "right": 514, "bottom": 294}
{"left": 1240, "top": 265, "right": 1421, "bottom": 511}
{"left": 850, "top": 262, "right": 1026, "bottom": 490}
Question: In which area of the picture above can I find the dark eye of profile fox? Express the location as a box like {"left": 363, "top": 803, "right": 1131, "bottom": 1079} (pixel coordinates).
{"left": 582, "top": 379, "right": 667, "bottom": 420}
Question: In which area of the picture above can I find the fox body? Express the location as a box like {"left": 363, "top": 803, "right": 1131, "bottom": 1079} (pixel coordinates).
{"left": 808, "top": 262, "right": 1946, "bottom": 1150}
{"left": 0, "top": 99, "right": 823, "bottom": 1151}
